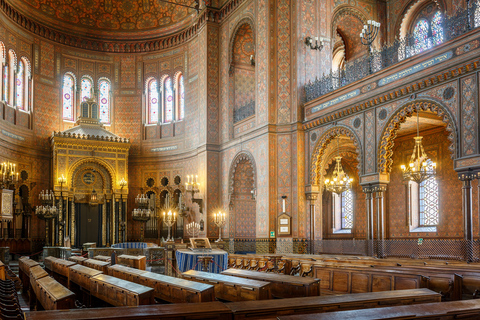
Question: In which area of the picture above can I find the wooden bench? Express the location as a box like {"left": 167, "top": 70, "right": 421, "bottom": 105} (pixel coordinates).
{"left": 222, "top": 268, "right": 320, "bottom": 298}
{"left": 226, "top": 288, "right": 441, "bottom": 320}
{"left": 43, "top": 256, "right": 58, "bottom": 272}
{"left": 29, "top": 265, "right": 49, "bottom": 282}
{"left": 277, "top": 299, "right": 480, "bottom": 320}
{"left": 31, "top": 275, "right": 75, "bottom": 310}
{"left": 83, "top": 258, "right": 110, "bottom": 274}
{"left": 117, "top": 254, "right": 146, "bottom": 270}
{"left": 25, "top": 301, "right": 233, "bottom": 319}
{"left": 108, "top": 264, "right": 215, "bottom": 303}
{"left": 51, "top": 259, "right": 77, "bottom": 278}
{"left": 68, "top": 264, "right": 103, "bottom": 290}
{"left": 183, "top": 270, "right": 271, "bottom": 301}
{"left": 68, "top": 256, "right": 87, "bottom": 264}
{"left": 89, "top": 274, "right": 154, "bottom": 306}
{"left": 313, "top": 265, "right": 428, "bottom": 294}
{"left": 19, "top": 257, "right": 39, "bottom": 291}
{"left": 93, "top": 255, "right": 111, "bottom": 263}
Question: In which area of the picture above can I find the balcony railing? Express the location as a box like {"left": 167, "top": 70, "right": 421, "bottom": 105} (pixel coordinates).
{"left": 305, "top": 2, "right": 479, "bottom": 102}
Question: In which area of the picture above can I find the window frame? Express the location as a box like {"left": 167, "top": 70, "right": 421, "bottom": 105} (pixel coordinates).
{"left": 97, "top": 77, "right": 111, "bottom": 124}
{"left": 62, "top": 72, "right": 76, "bottom": 122}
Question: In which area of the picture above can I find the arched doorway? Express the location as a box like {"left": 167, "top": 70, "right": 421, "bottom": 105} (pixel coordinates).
{"left": 229, "top": 152, "right": 257, "bottom": 253}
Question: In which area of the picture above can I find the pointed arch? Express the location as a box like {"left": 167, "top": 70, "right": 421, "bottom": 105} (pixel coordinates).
{"left": 377, "top": 99, "right": 458, "bottom": 174}
{"left": 310, "top": 125, "right": 363, "bottom": 186}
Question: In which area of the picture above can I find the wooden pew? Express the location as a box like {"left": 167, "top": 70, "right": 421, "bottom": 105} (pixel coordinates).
{"left": 68, "top": 256, "right": 87, "bottom": 264}
{"left": 108, "top": 264, "right": 215, "bottom": 303}
{"left": 30, "top": 265, "right": 49, "bottom": 282}
{"left": 51, "top": 258, "right": 77, "bottom": 278}
{"left": 117, "top": 254, "right": 146, "bottom": 270}
{"left": 93, "top": 255, "right": 111, "bottom": 263}
{"left": 222, "top": 268, "right": 320, "bottom": 298}
{"left": 25, "top": 301, "right": 233, "bottom": 320}
{"left": 68, "top": 264, "right": 103, "bottom": 290}
{"left": 277, "top": 299, "right": 480, "bottom": 320}
{"left": 19, "top": 257, "right": 39, "bottom": 291}
{"left": 31, "top": 275, "right": 75, "bottom": 310}
{"left": 43, "top": 256, "right": 58, "bottom": 272}
{"left": 182, "top": 270, "right": 271, "bottom": 301}
{"left": 226, "top": 288, "right": 441, "bottom": 320}
{"left": 313, "top": 265, "right": 428, "bottom": 294}
{"left": 89, "top": 274, "right": 154, "bottom": 306}
{"left": 83, "top": 259, "right": 110, "bottom": 274}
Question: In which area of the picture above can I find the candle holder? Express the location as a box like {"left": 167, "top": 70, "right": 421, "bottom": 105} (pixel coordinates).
{"left": 132, "top": 194, "right": 152, "bottom": 241}
{"left": 186, "top": 222, "right": 200, "bottom": 238}
{"left": 0, "top": 161, "right": 18, "bottom": 189}
{"left": 163, "top": 210, "right": 177, "bottom": 242}
{"left": 360, "top": 20, "right": 380, "bottom": 74}
{"left": 305, "top": 36, "right": 324, "bottom": 51}
{"left": 185, "top": 175, "right": 200, "bottom": 196}
{"left": 213, "top": 211, "right": 227, "bottom": 242}
{"left": 36, "top": 190, "right": 59, "bottom": 246}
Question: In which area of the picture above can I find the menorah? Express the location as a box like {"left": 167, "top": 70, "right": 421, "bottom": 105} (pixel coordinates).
{"left": 213, "top": 212, "right": 226, "bottom": 242}
{"left": 186, "top": 222, "right": 200, "bottom": 238}
{"left": 360, "top": 20, "right": 380, "bottom": 74}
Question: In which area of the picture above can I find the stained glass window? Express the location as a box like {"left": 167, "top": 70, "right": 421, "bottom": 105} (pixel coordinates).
{"left": 16, "top": 61, "right": 24, "bottom": 110}
{"left": 62, "top": 74, "right": 74, "bottom": 121}
{"left": 431, "top": 11, "right": 443, "bottom": 45}
{"left": 81, "top": 77, "right": 93, "bottom": 102}
{"left": 98, "top": 79, "right": 110, "bottom": 123}
{"left": 164, "top": 77, "right": 173, "bottom": 123}
{"left": 2, "top": 65, "right": 7, "bottom": 103}
{"left": 341, "top": 189, "right": 354, "bottom": 229}
{"left": 148, "top": 78, "right": 159, "bottom": 124}
{"left": 413, "top": 19, "right": 430, "bottom": 55}
{"left": 178, "top": 74, "right": 184, "bottom": 120}
{"left": 419, "top": 160, "right": 439, "bottom": 226}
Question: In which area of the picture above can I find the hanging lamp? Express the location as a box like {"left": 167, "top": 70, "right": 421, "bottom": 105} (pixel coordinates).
{"left": 401, "top": 111, "right": 436, "bottom": 183}
{"left": 324, "top": 136, "right": 353, "bottom": 194}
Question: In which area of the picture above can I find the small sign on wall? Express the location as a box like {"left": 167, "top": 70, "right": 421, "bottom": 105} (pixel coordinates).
{"left": 278, "top": 213, "right": 291, "bottom": 236}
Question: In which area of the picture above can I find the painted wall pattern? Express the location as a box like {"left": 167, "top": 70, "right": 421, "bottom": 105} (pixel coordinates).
{"left": 461, "top": 76, "right": 477, "bottom": 156}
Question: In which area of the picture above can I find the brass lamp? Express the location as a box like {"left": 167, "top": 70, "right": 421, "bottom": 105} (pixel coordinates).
{"left": 324, "top": 156, "right": 353, "bottom": 195}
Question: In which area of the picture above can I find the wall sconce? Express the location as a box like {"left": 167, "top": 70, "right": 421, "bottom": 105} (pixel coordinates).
{"left": 251, "top": 188, "right": 256, "bottom": 200}
{"left": 119, "top": 178, "right": 127, "bottom": 189}
{"left": 250, "top": 55, "right": 255, "bottom": 66}
{"left": 305, "top": 36, "right": 324, "bottom": 51}
{"left": 57, "top": 174, "right": 67, "bottom": 186}
{"left": 185, "top": 175, "right": 200, "bottom": 195}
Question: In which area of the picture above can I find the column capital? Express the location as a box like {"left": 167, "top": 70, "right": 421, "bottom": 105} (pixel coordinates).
{"left": 305, "top": 184, "right": 321, "bottom": 201}
{"left": 362, "top": 183, "right": 387, "bottom": 193}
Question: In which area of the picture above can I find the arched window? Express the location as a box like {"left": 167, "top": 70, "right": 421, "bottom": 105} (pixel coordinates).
{"left": 0, "top": 42, "right": 5, "bottom": 103}
{"left": 62, "top": 73, "right": 75, "bottom": 121}
{"left": 16, "top": 60, "right": 24, "bottom": 110}
{"left": 147, "top": 78, "right": 159, "bottom": 124}
{"left": 408, "top": 160, "right": 438, "bottom": 231}
{"left": 2, "top": 64, "right": 7, "bottom": 103}
{"left": 177, "top": 74, "right": 184, "bottom": 121}
{"left": 81, "top": 76, "right": 93, "bottom": 102}
{"left": 332, "top": 176, "right": 353, "bottom": 233}
{"left": 163, "top": 76, "right": 173, "bottom": 123}
{"left": 98, "top": 79, "right": 111, "bottom": 124}
{"left": 411, "top": 6, "right": 443, "bottom": 56}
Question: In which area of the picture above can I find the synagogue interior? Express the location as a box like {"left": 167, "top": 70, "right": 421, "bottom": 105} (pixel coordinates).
{"left": 0, "top": 0, "right": 480, "bottom": 319}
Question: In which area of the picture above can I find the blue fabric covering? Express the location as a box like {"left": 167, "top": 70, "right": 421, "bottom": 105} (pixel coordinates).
{"left": 111, "top": 242, "right": 147, "bottom": 249}
{"left": 175, "top": 249, "right": 228, "bottom": 274}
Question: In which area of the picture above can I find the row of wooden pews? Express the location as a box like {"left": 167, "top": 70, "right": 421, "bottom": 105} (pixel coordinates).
{"left": 24, "top": 288, "right": 449, "bottom": 320}
{"left": 0, "top": 279, "right": 24, "bottom": 319}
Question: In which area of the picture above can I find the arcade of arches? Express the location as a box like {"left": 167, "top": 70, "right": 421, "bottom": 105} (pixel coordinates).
{"left": 0, "top": 0, "right": 480, "bottom": 270}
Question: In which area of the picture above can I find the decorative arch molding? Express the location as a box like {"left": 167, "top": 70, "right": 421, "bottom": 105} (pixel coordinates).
{"left": 67, "top": 157, "right": 116, "bottom": 190}
{"left": 228, "top": 151, "right": 257, "bottom": 198}
{"left": 321, "top": 148, "right": 359, "bottom": 178}
{"left": 377, "top": 98, "right": 458, "bottom": 174}
{"left": 20, "top": 56, "right": 31, "bottom": 78}
{"left": 229, "top": 17, "right": 255, "bottom": 67}
{"left": 310, "top": 125, "right": 363, "bottom": 186}
{"left": 331, "top": 5, "right": 368, "bottom": 39}
{"left": 396, "top": 0, "right": 446, "bottom": 39}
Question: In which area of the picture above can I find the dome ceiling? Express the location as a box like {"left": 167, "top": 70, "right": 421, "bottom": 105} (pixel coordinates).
{"left": 7, "top": 0, "right": 198, "bottom": 41}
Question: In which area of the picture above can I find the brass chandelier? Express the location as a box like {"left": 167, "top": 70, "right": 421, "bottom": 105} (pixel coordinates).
{"left": 400, "top": 111, "right": 436, "bottom": 184}
{"left": 324, "top": 155, "right": 353, "bottom": 195}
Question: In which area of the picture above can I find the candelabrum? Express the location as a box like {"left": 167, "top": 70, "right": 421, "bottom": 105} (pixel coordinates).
{"left": 0, "top": 161, "right": 18, "bottom": 189}
{"left": 163, "top": 210, "right": 177, "bottom": 242}
{"left": 305, "top": 36, "right": 324, "bottom": 51}
{"left": 213, "top": 212, "right": 227, "bottom": 242}
{"left": 360, "top": 20, "right": 380, "bottom": 74}
{"left": 185, "top": 175, "right": 200, "bottom": 195}
{"left": 132, "top": 194, "right": 152, "bottom": 241}
{"left": 36, "top": 190, "right": 59, "bottom": 246}
{"left": 186, "top": 222, "right": 200, "bottom": 238}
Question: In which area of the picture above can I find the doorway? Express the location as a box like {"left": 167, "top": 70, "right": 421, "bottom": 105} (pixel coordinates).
{"left": 76, "top": 203, "right": 101, "bottom": 246}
